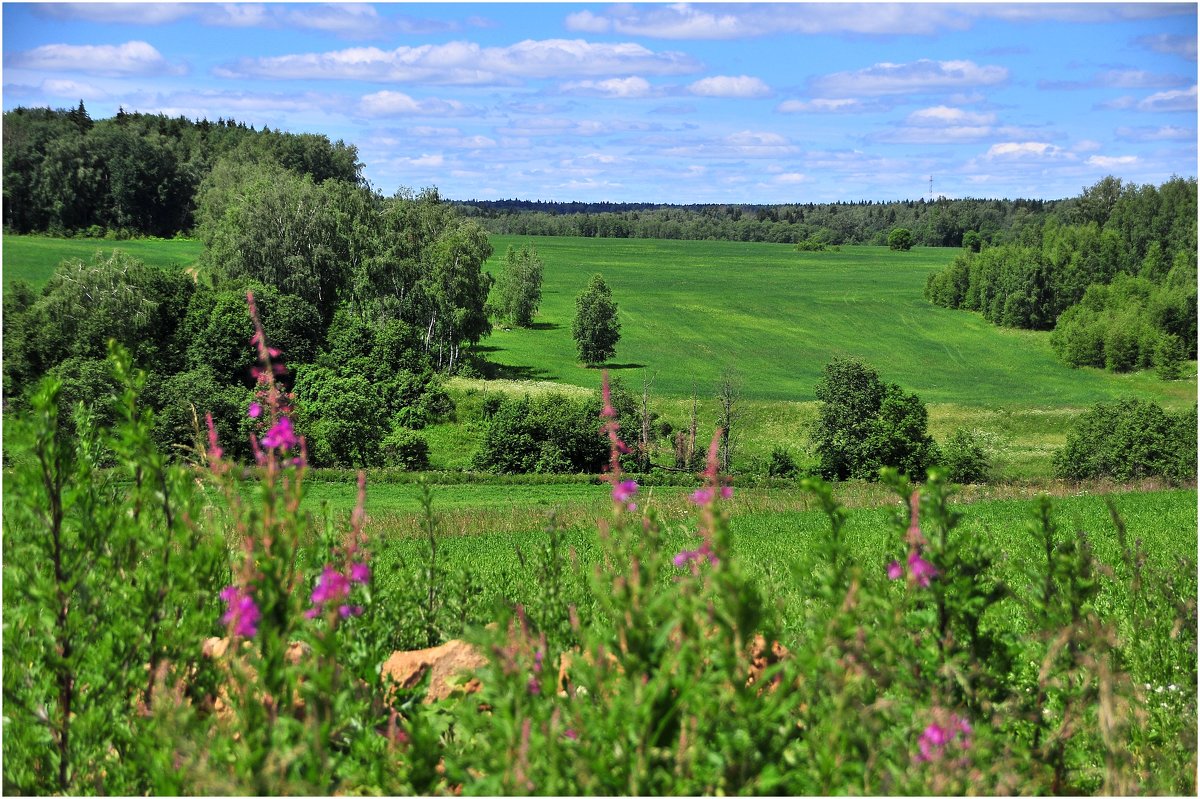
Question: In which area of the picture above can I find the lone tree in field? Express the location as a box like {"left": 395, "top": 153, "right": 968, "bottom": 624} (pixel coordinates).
{"left": 491, "top": 243, "right": 544, "bottom": 327}
{"left": 813, "top": 357, "right": 938, "bottom": 480}
{"left": 888, "top": 227, "right": 914, "bottom": 251}
{"left": 573, "top": 274, "right": 620, "bottom": 365}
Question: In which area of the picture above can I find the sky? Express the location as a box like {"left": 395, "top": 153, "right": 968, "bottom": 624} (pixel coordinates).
{"left": 3, "top": 2, "right": 1197, "bottom": 203}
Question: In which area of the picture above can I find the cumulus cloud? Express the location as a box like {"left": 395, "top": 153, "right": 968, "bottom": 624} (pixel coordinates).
{"left": 358, "top": 90, "right": 471, "bottom": 117}
{"left": 561, "top": 76, "right": 653, "bottom": 98}
{"left": 1135, "top": 33, "right": 1198, "bottom": 61}
{"left": 1039, "top": 68, "right": 1189, "bottom": 90}
{"left": 563, "top": 3, "right": 1189, "bottom": 40}
{"left": 1086, "top": 155, "right": 1139, "bottom": 168}
{"left": 813, "top": 59, "right": 1007, "bottom": 96}
{"left": 1137, "top": 84, "right": 1197, "bottom": 112}
{"left": 38, "top": 79, "right": 111, "bottom": 99}
{"left": 215, "top": 39, "right": 700, "bottom": 85}
{"left": 777, "top": 97, "right": 872, "bottom": 113}
{"left": 984, "top": 142, "right": 1069, "bottom": 160}
{"left": 688, "top": 75, "right": 771, "bottom": 98}
{"left": 6, "top": 40, "right": 185, "bottom": 77}
{"left": 905, "top": 105, "right": 996, "bottom": 126}
{"left": 1115, "top": 124, "right": 1195, "bottom": 141}
{"left": 773, "top": 172, "right": 809, "bottom": 184}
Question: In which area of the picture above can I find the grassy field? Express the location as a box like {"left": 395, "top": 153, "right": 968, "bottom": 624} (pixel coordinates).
{"left": 2, "top": 234, "right": 204, "bottom": 288}
{"left": 5, "top": 233, "right": 1193, "bottom": 479}
{"left": 481, "top": 235, "right": 1195, "bottom": 408}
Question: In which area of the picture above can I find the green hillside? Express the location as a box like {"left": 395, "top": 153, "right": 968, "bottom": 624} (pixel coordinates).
{"left": 482, "top": 235, "right": 1194, "bottom": 409}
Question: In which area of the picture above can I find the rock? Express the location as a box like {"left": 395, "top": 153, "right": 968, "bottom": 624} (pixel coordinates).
{"left": 381, "top": 639, "right": 487, "bottom": 703}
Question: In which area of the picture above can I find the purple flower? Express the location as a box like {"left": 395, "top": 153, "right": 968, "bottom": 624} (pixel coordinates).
{"left": 613, "top": 479, "right": 638, "bottom": 503}
{"left": 915, "top": 713, "right": 972, "bottom": 763}
{"left": 886, "top": 560, "right": 903, "bottom": 580}
{"left": 349, "top": 561, "right": 371, "bottom": 584}
{"left": 673, "top": 541, "right": 718, "bottom": 568}
{"left": 564, "top": 728, "right": 579, "bottom": 741}
{"left": 261, "top": 416, "right": 299, "bottom": 450}
{"left": 219, "top": 584, "right": 260, "bottom": 638}
{"left": 673, "top": 549, "right": 696, "bottom": 568}
{"left": 907, "top": 550, "right": 938, "bottom": 588}
{"left": 311, "top": 565, "right": 350, "bottom": 606}
{"left": 720, "top": 485, "right": 733, "bottom": 500}
{"left": 690, "top": 488, "right": 713, "bottom": 505}
{"left": 338, "top": 604, "right": 364, "bottom": 618}
{"left": 248, "top": 402, "right": 262, "bottom": 419}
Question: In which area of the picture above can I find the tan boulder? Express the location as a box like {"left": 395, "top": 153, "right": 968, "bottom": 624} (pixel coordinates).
{"left": 380, "top": 639, "right": 487, "bottom": 703}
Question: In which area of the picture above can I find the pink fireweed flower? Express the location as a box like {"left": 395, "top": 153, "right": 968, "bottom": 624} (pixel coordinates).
{"left": 613, "top": 479, "right": 638, "bottom": 504}
{"left": 247, "top": 402, "right": 262, "bottom": 419}
{"left": 690, "top": 487, "right": 713, "bottom": 505}
{"left": 886, "top": 560, "right": 903, "bottom": 580}
{"left": 311, "top": 565, "right": 351, "bottom": 606}
{"left": 720, "top": 485, "right": 733, "bottom": 500}
{"left": 219, "top": 585, "right": 261, "bottom": 638}
{"left": 915, "top": 714, "right": 972, "bottom": 763}
{"left": 339, "top": 604, "right": 364, "bottom": 618}
{"left": 349, "top": 561, "right": 371, "bottom": 584}
{"left": 564, "top": 728, "right": 579, "bottom": 741}
{"left": 907, "top": 550, "right": 938, "bottom": 588}
{"left": 261, "top": 416, "right": 299, "bottom": 450}
{"left": 674, "top": 541, "right": 718, "bottom": 568}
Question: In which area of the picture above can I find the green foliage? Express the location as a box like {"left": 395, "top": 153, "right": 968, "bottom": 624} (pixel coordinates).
{"left": 491, "top": 242, "right": 544, "bottom": 327}
{"left": 767, "top": 445, "right": 799, "bottom": 478}
{"left": 813, "top": 358, "right": 938, "bottom": 480}
{"left": 887, "top": 226, "right": 914, "bottom": 250}
{"left": 572, "top": 273, "right": 621, "bottom": 365}
{"left": 940, "top": 427, "right": 991, "bottom": 484}
{"left": 472, "top": 392, "right": 606, "bottom": 474}
{"left": 380, "top": 427, "right": 431, "bottom": 471}
{"left": 3, "top": 345, "right": 226, "bottom": 794}
{"left": 1055, "top": 398, "right": 1197, "bottom": 482}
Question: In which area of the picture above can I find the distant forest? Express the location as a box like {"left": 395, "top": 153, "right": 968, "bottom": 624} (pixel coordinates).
{"left": 454, "top": 195, "right": 1058, "bottom": 249}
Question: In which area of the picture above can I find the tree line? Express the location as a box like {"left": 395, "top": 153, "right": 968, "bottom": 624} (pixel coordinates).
{"left": 455, "top": 195, "right": 1057, "bottom": 248}
{"left": 3, "top": 103, "right": 360, "bottom": 237}
{"left": 924, "top": 176, "right": 1197, "bottom": 377}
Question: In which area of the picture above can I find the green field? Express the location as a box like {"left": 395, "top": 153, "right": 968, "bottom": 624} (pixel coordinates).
{"left": 5, "top": 233, "right": 1194, "bottom": 479}
{"left": 1, "top": 234, "right": 203, "bottom": 288}
{"left": 482, "top": 235, "right": 1193, "bottom": 408}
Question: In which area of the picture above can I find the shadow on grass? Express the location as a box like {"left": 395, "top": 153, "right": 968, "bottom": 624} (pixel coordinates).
{"left": 484, "top": 361, "right": 557, "bottom": 382}
{"left": 599, "top": 362, "right": 646, "bottom": 370}
{"left": 529, "top": 321, "right": 561, "bottom": 331}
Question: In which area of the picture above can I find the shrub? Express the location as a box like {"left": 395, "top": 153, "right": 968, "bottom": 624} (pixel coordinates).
{"left": 380, "top": 426, "right": 430, "bottom": 470}
{"left": 766, "top": 445, "right": 799, "bottom": 478}
{"left": 472, "top": 392, "right": 606, "bottom": 474}
{"left": 1054, "top": 397, "right": 1197, "bottom": 482}
{"left": 887, "top": 227, "right": 914, "bottom": 251}
{"left": 939, "top": 428, "right": 990, "bottom": 484}
{"left": 813, "top": 358, "right": 938, "bottom": 481}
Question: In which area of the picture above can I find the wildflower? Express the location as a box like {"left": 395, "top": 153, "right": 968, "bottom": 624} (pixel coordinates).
{"left": 720, "top": 485, "right": 733, "bottom": 500}
{"left": 690, "top": 487, "right": 713, "bottom": 505}
{"left": 673, "top": 541, "right": 718, "bottom": 568}
{"left": 338, "top": 604, "right": 364, "bottom": 618}
{"left": 564, "top": 728, "right": 579, "bottom": 740}
{"left": 247, "top": 402, "right": 262, "bottom": 419}
{"left": 907, "top": 550, "right": 938, "bottom": 588}
{"left": 915, "top": 713, "right": 972, "bottom": 762}
{"left": 311, "top": 565, "right": 351, "bottom": 607}
{"left": 349, "top": 561, "right": 371, "bottom": 584}
{"left": 886, "top": 560, "right": 903, "bottom": 580}
{"left": 613, "top": 479, "right": 638, "bottom": 503}
{"left": 219, "top": 585, "right": 261, "bottom": 638}
{"left": 261, "top": 416, "right": 299, "bottom": 450}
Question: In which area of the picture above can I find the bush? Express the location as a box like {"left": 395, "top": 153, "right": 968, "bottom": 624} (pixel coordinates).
{"left": 813, "top": 358, "right": 938, "bottom": 481}
{"left": 380, "top": 426, "right": 430, "bottom": 470}
{"left": 939, "top": 428, "right": 990, "bottom": 484}
{"left": 1054, "top": 397, "right": 1197, "bottom": 482}
{"left": 472, "top": 392, "right": 606, "bottom": 474}
{"left": 766, "top": 446, "right": 799, "bottom": 478}
{"left": 887, "top": 227, "right": 914, "bottom": 251}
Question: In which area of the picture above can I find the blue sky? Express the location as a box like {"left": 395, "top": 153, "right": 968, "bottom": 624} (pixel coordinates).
{"left": 4, "top": 2, "right": 1197, "bottom": 203}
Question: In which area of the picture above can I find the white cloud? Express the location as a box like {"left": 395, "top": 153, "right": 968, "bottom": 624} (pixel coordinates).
{"left": 1137, "top": 84, "right": 1197, "bottom": 112}
{"left": 774, "top": 172, "right": 809, "bottom": 184}
{"left": 215, "top": 39, "right": 700, "bottom": 84}
{"left": 1086, "top": 155, "right": 1139, "bottom": 168}
{"left": 39, "top": 79, "right": 110, "bottom": 99}
{"left": 984, "top": 142, "right": 1069, "bottom": 160}
{"left": 814, "top": 59, "right": 1007, "bottom": 96}
{"left": 1135, "top": 33, "right": 1198, "bottom": 61}
{"left": 38, "top": 3, "right": 195, "bottom": 24}
{"left": 1072, "top": 139, "right": 1103, "bottom": 152}
{"left": 563, "top": 10, "right": 611, "bottom": 34}
{"left": 281, "top": 4, "right": 386, "bottom": 38}
{"left": 7, "top": 40, "right": 185, "bottom": 77}
{"left": 1115, "top": 125, "right": 1195, "bottom": 141}
{"left": 358, "top": 90, "right": 471, "bottom": 117}
{"left": 561, "top": 76, "right": 653, "bottom": 98}
{"left": 777, "top": 97, "right": 871, "bottom": 113}
{"left": 688, "top": 75, "right": 771, "bottom": 98}
{"left": 905, "top": 105, "right": 996, "bottom": 126}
